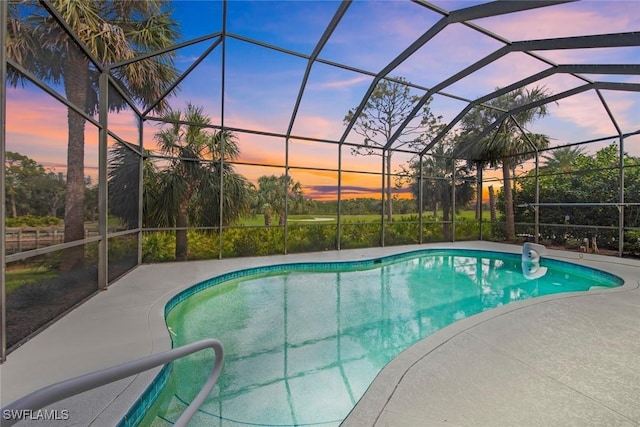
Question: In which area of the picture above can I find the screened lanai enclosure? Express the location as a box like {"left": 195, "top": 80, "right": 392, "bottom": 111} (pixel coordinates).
{"left": 1, "top": 0, "right": 639, "bottom": 359}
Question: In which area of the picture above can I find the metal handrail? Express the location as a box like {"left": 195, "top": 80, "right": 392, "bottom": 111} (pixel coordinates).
{"left": 1, "top": 339, "right": 223, "bottom": 427}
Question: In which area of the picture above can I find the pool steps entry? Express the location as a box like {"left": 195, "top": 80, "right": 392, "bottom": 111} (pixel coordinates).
{"left": 0, "top": 339, "right": 224, "bottom": 427}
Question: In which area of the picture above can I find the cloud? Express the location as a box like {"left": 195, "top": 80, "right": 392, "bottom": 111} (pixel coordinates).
{"left": 545, "top": 90, "right": 635, "bottom": 136}
{"left": 473, "top": 3, "right": 635, "bottom": 41}
{"left": 303, "top": 184, "right": 413, "bottom": 200}
{"left": 109, "top": 110, "right": 140, "bottom": 143}
{"left": 291, "top": 114, "right": 343, "bottom": 141}
{"left": 442, "top": 53, "right": 637, "bottom": 143}
{"left": 235, "top": 147, "right": 285, "bottom": 167}
{"left": 6, "top": 87, "right": 99, "bottom": 170}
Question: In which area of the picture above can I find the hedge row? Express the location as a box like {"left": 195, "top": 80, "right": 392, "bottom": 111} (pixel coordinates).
{"left": 142, "top": 218, "right": 483, "bottom": 262}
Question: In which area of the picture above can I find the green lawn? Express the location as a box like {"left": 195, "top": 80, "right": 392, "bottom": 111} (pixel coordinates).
{"left": 6, "top": 267, "right": 57, "bottom": 294}
{"left": 236, "top": 210, "right": 477, "bottom": 226}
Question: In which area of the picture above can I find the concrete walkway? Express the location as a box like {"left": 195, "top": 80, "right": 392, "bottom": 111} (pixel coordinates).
{"left": 1, "top": 242, "right": 638, "bottom": 426}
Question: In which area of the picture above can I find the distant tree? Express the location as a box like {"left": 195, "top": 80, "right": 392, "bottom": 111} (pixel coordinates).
{"left": 5, "top": 151, "right": 65, "bottom": 218}
{"left": 253, "top": 175, "right": 304, "bottom": 226}
{"left": 344, "top": 77, "right": 441, "bottom": 222}
{"left": 457, "top": 87, "right": 552, "bottom": 240}
{"left": 7, "top": 0, "right": 180, "bottom": 269}
{"left": 5, "top": 151, "right": 44, "bottom": 218}
{"left": 405, "top": 138, "right": 475, "bottom": 239}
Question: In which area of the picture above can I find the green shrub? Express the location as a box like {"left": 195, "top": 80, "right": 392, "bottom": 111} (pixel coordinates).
{"left": 454, "top": 217, "right": 480, "bottom": 240}
{"left": 5, "top": 215, "right": 62, "bottom": 228}
{"left": 142, "top": 232, "right": 176, "bottom": 262}
{"left": 385, "top": 218, "right": 419, "bottom": 246}
{"left": 288, "top": 224, "right": 336, "bottom": 253}
{"left": 222, "top": 227, "right": 284, "bottom": 257}
{"left": 624, "top": 230, "right": 640, "bottom": 257}
{"left": 421, "top": 221, "right": 444, "bottom": 242}
{"left": 186, "top": 230, "right": 219, "bottom": 260}
{"left": 341, "top": 223, "right": 381, "bottom": 249}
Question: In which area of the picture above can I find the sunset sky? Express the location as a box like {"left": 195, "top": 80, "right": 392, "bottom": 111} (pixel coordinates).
{"left": 6, "top": 0, "right": 640, "bottom": 201}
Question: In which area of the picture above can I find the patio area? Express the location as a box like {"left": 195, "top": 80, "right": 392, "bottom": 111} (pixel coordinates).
{"left": 1, "top": 242, "right": 639, "bottom": 426}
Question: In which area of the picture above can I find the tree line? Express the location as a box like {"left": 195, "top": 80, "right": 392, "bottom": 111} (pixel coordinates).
{"left": 514, "top": 143, "right": 640, "bottom": 241}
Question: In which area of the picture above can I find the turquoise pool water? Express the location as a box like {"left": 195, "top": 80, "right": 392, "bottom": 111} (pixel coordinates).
{"left": 131, "top": 250, "right": 622, "bottom": 426}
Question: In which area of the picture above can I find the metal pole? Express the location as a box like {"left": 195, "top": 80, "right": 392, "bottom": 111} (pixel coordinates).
{"left": 0, "top": 0, "right": 8, "bottom": 362}
{"left": 218, "top": 137, "right": 225, "bottom": 259}
{"left": 337, "top": 144, "right": 342, "bottom": 250}
{"left": 535, "top": 150, "right": 540, "bottom": 244}
{"left": 451, "top": 157, "right": 456, "bottom": 242}
{"left": 478, "top": 163, "right": 483, "bottom": 241}
{"left": 380, "top": 151, "right": 386, "bottom": 247}
{"left": 218, "top": 0, "right": 227, "bottom": 260}
{"left": 137, "top": 117, "right": 144, "bottom": 265}
{"left": 98, "top": 70, "right": 109, "bottom": 289}
{"left": 619, "top": 134, "right": 625, "bottom": 257}
{"left": 419, "top": 155, "right": 424, "bottom": 244}
{"left": 284, "top": 140, "right": 289, "bottom": 255}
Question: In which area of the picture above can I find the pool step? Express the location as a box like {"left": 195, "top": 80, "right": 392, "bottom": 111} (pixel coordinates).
{"left": 151, "top": 394, "right": 187, "bottom": 425}
{"left": 149, "top": 415, "right": 174, "bottom": 427}
{"left": 153, "top": 394, "right": 222, "bottom": 426}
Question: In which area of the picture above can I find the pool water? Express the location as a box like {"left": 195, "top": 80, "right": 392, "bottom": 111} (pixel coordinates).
{"left": 138, "top": 250, "right": 621, "bottom": 426}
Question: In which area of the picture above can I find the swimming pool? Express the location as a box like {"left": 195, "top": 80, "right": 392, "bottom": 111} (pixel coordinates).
{"left": 128, "top": 249, "right": 622, "bottom": 426}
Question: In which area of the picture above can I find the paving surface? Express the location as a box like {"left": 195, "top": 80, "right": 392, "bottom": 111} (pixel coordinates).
{"left": 1, "top": 242, "right": 638, "bottom": 427}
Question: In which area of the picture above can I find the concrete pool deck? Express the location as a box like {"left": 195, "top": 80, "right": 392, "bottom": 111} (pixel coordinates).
{"left": 1, "top": 241, "right": 639, "bottom": 426}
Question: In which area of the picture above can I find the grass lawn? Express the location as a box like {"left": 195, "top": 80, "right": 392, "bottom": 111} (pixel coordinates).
{"left": 6, "top": 267, "right": 58, "bottom": 294}
{"left": 236, "top": 210, "right": 477, "bottom": 226}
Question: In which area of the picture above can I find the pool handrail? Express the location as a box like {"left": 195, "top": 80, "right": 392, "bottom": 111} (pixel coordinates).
{"left": 0, "top": 338, "right": 223, "bottom": 427}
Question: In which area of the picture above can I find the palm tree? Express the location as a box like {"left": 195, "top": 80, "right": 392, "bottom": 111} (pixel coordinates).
{"left": 107, "top": 141, "right": 159, "bottom": 229}
{"left": 145, "top": 104, "right": 250, "bottom": 260}
{"left": 541, "top": 146, "right": 584, "bottom": 172}
{"left": 253, "top": 175, "right": 304, "bottom": 226}
{"left": 457, "top": 87, "right": 551, "bottom": 240}
{"left": 7, "top": 1, "right": 180, "bottom": 270}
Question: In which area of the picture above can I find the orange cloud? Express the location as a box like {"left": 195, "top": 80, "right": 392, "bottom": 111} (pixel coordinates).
{"left": 6, "top": 87, "right": 100, "bottom": 173}
{"left": 109, "top": 109, "right": 140, "bottom": 143}
{"left": 290, "top": 114, "right": 344, "bottom": 141}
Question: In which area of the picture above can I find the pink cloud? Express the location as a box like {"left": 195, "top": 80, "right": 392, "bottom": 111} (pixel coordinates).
{"left": 472, "top": 3, "right": 636, "bottom": 41}
{"left": 546, "top": 90, "right": 635, "bottom": 136}
{"left": 314, "top": 76, "right": 370, "bottom": 90}
{"left": 291, "top": 114, "right": 343, "bottom": 141}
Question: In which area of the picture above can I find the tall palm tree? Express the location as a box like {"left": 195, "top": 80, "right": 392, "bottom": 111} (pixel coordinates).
{"left": 457, "top": 87, "right": 551, "bottom": 240}
{"left": 541, "top": 146, "right": 584, "bottom": 172}
{"left": 7, "top": 0, "right": 180, "bottom": 270}
{"left": 146, "top": 104, "right": 250, "bottom": 260}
